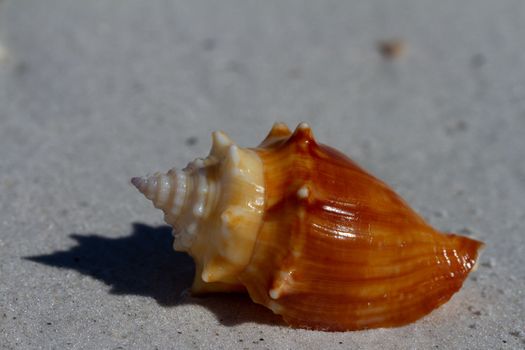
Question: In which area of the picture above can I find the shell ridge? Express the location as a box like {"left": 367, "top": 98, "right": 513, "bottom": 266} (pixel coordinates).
{"left": 258, "top": 122, "right": 292, "bottom": 148}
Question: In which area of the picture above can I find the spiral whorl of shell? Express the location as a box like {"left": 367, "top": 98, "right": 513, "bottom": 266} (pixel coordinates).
{"left": 132, "top": 131, "right": 265, "bottom": 293}
{"left": 132, "top": 122, "right": 484, "bottom": 331}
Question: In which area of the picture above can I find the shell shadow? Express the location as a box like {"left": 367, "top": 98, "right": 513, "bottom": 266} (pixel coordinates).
{"left": 25, "top": 223, "right": 282, "bottom": 327}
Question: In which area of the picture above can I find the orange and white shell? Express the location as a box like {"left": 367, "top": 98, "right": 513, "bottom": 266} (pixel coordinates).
{"left": 131, "top": 122, "right": 483, "bottom": 331}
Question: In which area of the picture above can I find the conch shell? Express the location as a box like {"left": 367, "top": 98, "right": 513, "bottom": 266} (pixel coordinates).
{"left": 131, "top": 122, "right": 483, "bottom": 331}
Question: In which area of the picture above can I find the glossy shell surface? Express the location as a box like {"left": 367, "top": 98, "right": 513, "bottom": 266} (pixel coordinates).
{"left": 132, "top": 122, "right": 484, "bottom": 331}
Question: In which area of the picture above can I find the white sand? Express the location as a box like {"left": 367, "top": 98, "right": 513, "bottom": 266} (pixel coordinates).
{"left": 0, "top": 0, "right": 523, "bottom": 349}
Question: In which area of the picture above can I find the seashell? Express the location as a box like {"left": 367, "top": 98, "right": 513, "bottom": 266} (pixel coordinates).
{"left": 131, "top": 122, "right": 484, "bottom": 331}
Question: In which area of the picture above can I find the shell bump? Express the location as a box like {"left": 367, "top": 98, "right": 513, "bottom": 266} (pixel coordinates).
{"left": 131, "top": 122, "right": 484, "bottom": 331}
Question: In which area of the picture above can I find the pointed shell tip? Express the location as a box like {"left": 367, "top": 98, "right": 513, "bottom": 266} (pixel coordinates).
{"left": 297, "top": 122, "right": 310, "bottom": 130}
{"left": 131, "top": 176, "right": 144, "bottom": 189}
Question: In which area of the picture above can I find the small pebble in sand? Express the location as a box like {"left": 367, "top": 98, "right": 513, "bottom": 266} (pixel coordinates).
{"left": 186, "top": 136, "right": 198, "bottom": 146}
{"left": 378, "top": 39, "right": 406, "bottom": 59}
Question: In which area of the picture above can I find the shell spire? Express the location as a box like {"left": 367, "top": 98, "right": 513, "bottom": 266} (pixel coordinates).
{"left": 132, "top": 131, "right": 265, "bottom": 293}
{"left": 132, "top": 122, "right": 484, "bottom": 331}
